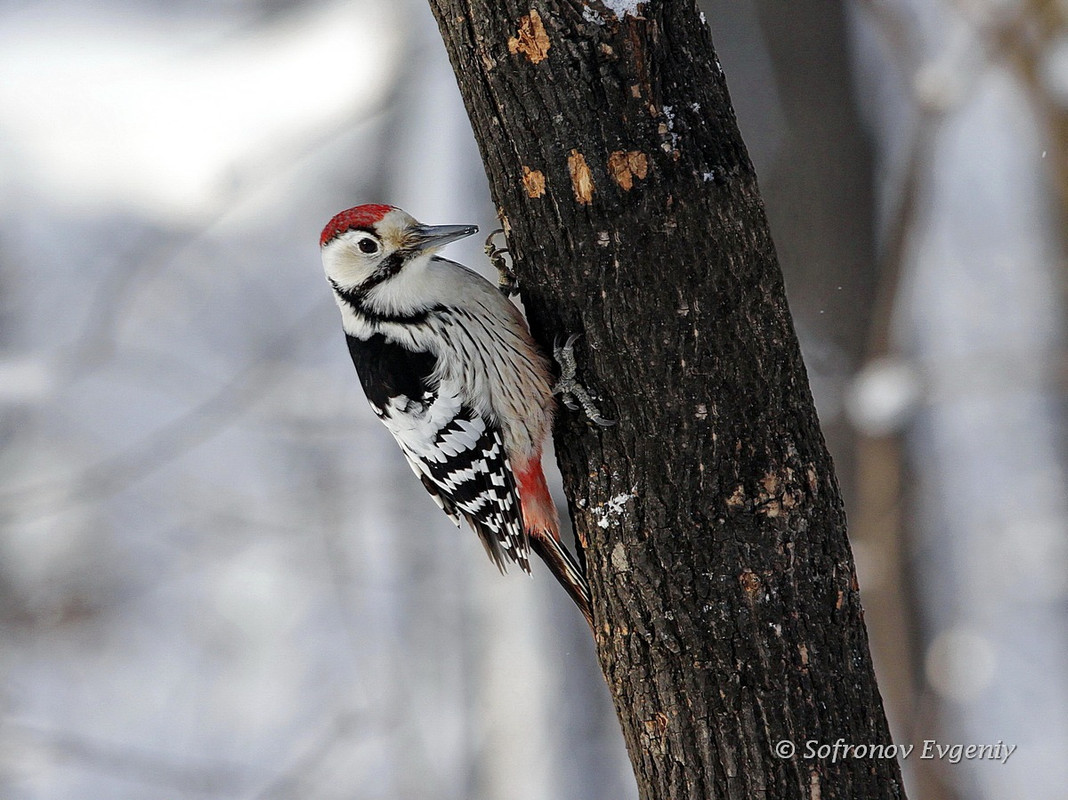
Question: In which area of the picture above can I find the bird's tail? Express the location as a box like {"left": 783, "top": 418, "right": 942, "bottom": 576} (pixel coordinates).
{"left": 529, "top": 532, "right": 594, "bottom": 629}
{"left": 516, "top": 458, "right": 594, "bottom": 629}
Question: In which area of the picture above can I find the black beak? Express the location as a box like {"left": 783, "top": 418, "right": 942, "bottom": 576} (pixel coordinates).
{"left": 410, "top": 224, "right": 479, "bottom": 251}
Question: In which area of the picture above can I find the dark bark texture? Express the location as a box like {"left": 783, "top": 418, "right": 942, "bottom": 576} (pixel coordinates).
{"left": 427, "top": 2, "right": 906, "bottom": 798}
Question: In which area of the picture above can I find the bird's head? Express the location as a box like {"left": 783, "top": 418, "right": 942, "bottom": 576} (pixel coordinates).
{"left": 320, "top": 204, "right": 478, "bottom": 293}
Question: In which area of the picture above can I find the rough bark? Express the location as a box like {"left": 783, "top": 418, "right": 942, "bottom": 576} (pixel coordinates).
{"left": 426, "top": 1, "right": 906, "bottom": 798}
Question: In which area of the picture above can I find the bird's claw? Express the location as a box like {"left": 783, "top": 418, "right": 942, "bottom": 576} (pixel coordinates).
{"left": 484, "top": 229, "right": 519, "bottom": 297}
{"left": 552, "top": 334, "right": 616, "bottom": 427}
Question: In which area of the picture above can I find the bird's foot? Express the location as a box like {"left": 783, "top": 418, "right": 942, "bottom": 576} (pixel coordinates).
{"left": 552, "top": 334, "right": 615, "bottom": 427}
{"left": 484, "top": 229, "right": 519, "bottom": 297}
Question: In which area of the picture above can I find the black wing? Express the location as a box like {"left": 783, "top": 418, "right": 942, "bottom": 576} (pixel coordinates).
{"left": 345, "top": 332, "right": 529, "bottom": 572}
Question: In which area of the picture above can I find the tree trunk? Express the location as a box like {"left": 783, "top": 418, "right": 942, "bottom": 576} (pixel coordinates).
{"left": 427, "top": 2, "right": 906, "bottom": 798}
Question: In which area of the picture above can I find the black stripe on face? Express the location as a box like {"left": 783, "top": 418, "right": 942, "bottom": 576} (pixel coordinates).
{"left": 329, "top": 278, "right": 441, "bottom": 326}
{"left": 373, "top": 251, "right": 405, "bottom": 284}
{"left": 328, "top": 249, "right": 401, "bottom": 304}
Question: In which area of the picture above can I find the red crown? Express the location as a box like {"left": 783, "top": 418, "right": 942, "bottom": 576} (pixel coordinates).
{"left": 320, "top": 204, "right": 395, "bottom": 247}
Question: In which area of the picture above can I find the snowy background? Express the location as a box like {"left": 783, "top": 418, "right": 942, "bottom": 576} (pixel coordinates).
{"left": 0, "top": 0, "right": 1064, "bottom": 798}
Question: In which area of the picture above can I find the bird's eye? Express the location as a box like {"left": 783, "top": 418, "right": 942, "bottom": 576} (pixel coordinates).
{"left": 358, "top": 237, "right": 379, "bottom": 254}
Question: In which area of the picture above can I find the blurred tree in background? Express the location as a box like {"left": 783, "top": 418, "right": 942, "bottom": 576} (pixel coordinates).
{"left": 0, "top": 1, "right": 1064, "bottom": 799}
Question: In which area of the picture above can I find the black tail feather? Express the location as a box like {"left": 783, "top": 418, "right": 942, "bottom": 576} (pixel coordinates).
{"left": 529, "top": 533, "right": 594, "bottom": 629}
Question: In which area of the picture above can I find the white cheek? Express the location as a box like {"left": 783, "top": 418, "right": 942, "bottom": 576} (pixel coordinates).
{"left": 321, "top": 242, "right": 376, "bottom": 288}
{"left": 365, "top": 252, "right": 432, "bottom": 311}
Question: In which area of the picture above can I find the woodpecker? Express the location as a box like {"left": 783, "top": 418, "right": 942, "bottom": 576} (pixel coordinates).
{"left": 320, "top": 204, "right": 593, "bottom": 627}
